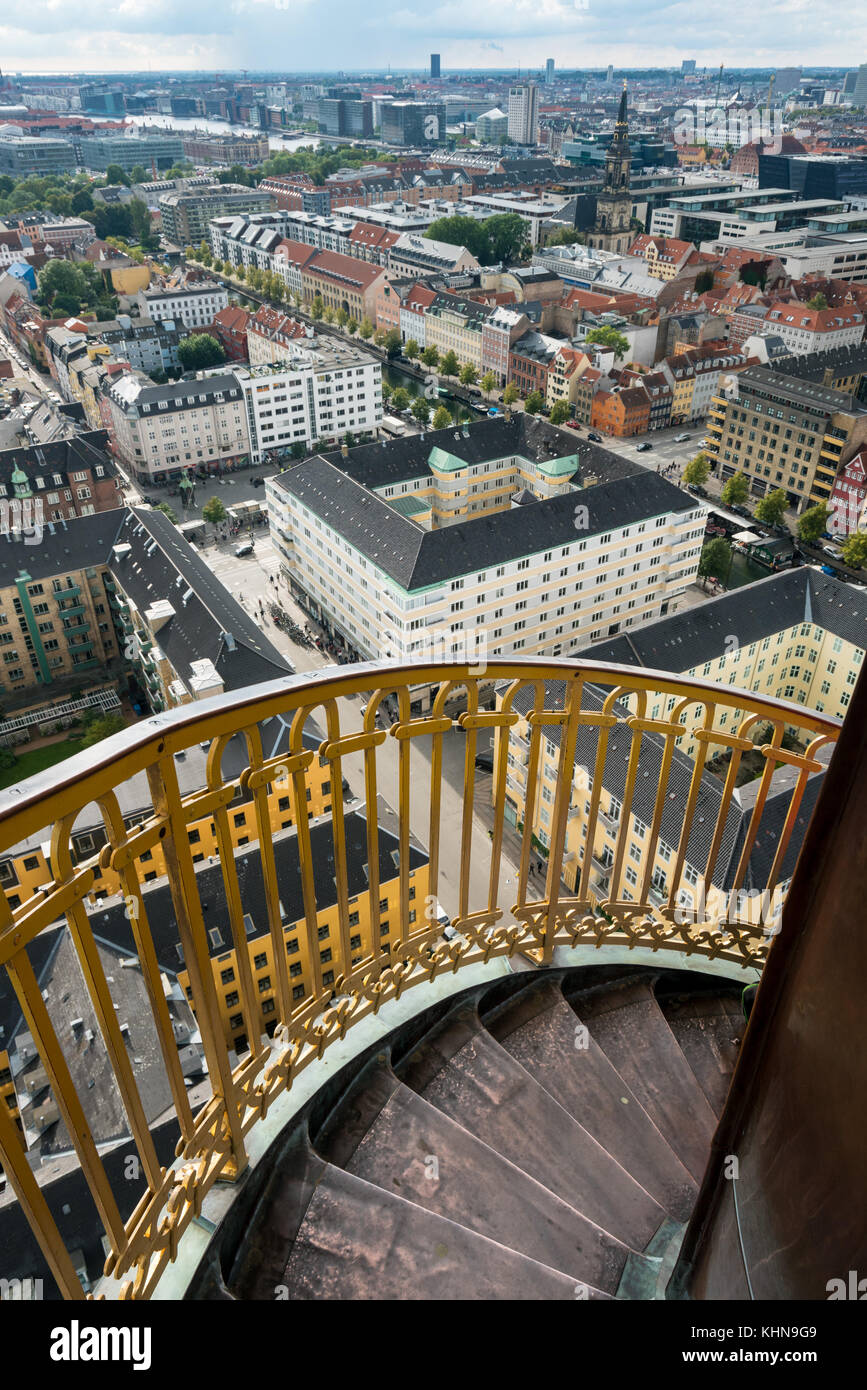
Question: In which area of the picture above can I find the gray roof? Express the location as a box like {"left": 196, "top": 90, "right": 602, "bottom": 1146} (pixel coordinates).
{"left": 113, "top": 508, "right": 292, "bottom": 692}
{"left": 79, "top": 806, "right": 428, "bottom": 972}
{"left": 0, "top": 430, "right": 117, "bottom": 496}
{"left": 0, "top": 506, "right": 292, "bottom": 694}
{"left": 509, "top": 678, "right": 829, "bottom": 895}
{"left": 579, "top": 567, "right": 867, "bottom": 674}
{"left": 275, "top": 418, "right": 693, "bottom": 591}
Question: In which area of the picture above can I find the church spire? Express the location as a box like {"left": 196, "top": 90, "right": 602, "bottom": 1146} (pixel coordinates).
{"left": 617, "top": 80, "right": 628, "bottom": 128}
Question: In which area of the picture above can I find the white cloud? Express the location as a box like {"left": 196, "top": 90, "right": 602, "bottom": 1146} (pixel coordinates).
{"left": 0, "top": 0, "right": 861, "bottom": 71}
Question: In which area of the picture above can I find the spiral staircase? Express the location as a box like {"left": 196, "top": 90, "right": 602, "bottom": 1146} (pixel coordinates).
{"left": 193, "top": 969, "right": 746, "bottom": 1301}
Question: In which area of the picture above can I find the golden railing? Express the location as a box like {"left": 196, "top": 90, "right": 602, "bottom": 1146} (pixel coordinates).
{"left": 0, "top": 659, "right": 842, "bottom": 1301}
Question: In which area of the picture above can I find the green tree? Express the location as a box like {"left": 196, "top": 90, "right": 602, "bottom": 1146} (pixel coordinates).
{"left": 721, "top": 472, "right": 750, "bottom": 507}
{"left": 585, "top": 326, "right": 630, "bottom": 360}
{"left": 426, "top": 214, "right": 491, "bottom": 264}
{"left": 37, "top": 258, "right": 88, "bottom": 312}
{"left": 549, "top": 399, "right": 570, "bottom": 425}
{"left": 381, "top": 381, "right": 393, "bottom": 403}
{"left": 199, "top": 246, "right": 213, "bottom": 268}
{"left": 336, "top": 307, "right": 349, "bottom": 328}
{"left": 384, "top": 328, "right": 402, "bottom": 357}
{"left": 130, "top": 165, "right": 148, "bottom": 185}
{"left": 481, "top": 370, "right": 496, "bottom": 397}
{"left": 841, "top": 531, "right": 867, "bottom": 570}
{"left": 432, "top": 404, "right": 453, "bottom": 429}
{"left": 503, "top": 383, "right": 519, "bottom": 406}
{"left": 484, "top": 212, "right": 530, "bottom": 264}
{"left": 359, "top": 318, "right": 373, "bottom": 339}
{"left": 323, "top": 305, "right": 335, "bottom": 324}
{"left": 412, "top": 397, "right": 431, "bottom": 424}
{"left": 203, "top": 497, "right": 228, "bottom": 533}
{"left": 104, "top": 163, "right": 131, "bottom": 187}
{"left": 373, "top": 329, "right": 387, "bottom": 348}
{"left": 290, "top": 441, "right": 307, "bottom": 460}
{"left": 80, "top": 711, "right": 127, "bottom": 747}
{"left": 806, "top": 292, "right": 828, "bottom": 311}
{"left": 754, "top": 488, "right": 789, "bottom": 527}
{"left": 544, "top": 226, "right": 587, "bottom": 248}
{"left": 390, "top": 387, "right": 411, "bottom": 412}
{"left": 698, "top": 537, "right": 732, "bottom": 582}
{"left": 524, "top": 389, "right": 544, "bottom": 415}
{"left": 177, "top": 334, "right": 226, "bottom": 370}
{"left": 154, "top": 502, "right": 178, "bottom": 523}
{"left": 404, "top": 338, "right": 420, "bottom": 360}
{"left": 309, "top": 294, "right": 324, "bottom": 320}
{"left": 347, "top": 318, "right": 358, "bottom": 334}
{"left": 459, "top": 362, "right": 478, "bottom": 386}
{"left": 694, "top": 268, "right": 715, "bottom": 294}
{"left": 797, "top": 503, "right": 831, "bottom": 546}
{"left": 682, "top": 453, "right": 710, "bottom": 486}
{"left": 420, "top": 346, "right": 439, "bottom": 368}
{"left": 440, "top": 349, "right": 459, "bottom": 379}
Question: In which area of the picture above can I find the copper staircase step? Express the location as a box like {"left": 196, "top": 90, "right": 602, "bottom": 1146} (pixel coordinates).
{"left": 280, "top": 1164, "right": 610, "bottom": 1300}
{"left": 397, "top": 1009, "right": 667, "bottom": 1251}
{"left": 570, "top": 977, "right": 719, "bottom": 1183}
{"left": 659, "top": 992, "right": 746, "bottom": 1118}
{"left": 486, "top": 979, "right": 698, "bottom": 1221}
{"left": 334, "top": 1056, "right": 639, "bottom": 1293}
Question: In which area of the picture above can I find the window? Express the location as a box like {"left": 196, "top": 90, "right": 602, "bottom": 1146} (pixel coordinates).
{"left": 220, "top": 967, "right": 235, "bottom": 985}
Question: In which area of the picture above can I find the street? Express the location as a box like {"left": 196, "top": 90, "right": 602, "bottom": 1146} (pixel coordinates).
{"left": 200, "top": 524, "right": 526, "bottom": 928}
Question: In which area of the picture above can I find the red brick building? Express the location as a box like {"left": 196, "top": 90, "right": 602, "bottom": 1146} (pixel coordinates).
{"left": 0, "top": 432, "right": 124, "bottom": 520}
{"left": 210, "top": 305, "right": 250, "bottom": 362}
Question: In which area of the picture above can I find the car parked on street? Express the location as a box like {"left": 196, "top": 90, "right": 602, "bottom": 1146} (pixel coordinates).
{"left": 587, "top": 431, "right": 603, "bottom": 442}
{"left": 673, "top": 433, "right": 691, "bottom": 443}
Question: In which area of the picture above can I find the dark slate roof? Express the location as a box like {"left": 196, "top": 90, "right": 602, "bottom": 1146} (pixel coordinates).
{"left": 509, "top": 679, "right": 829, "bottom": 894}
{"left": 0, "top": 506, "right": 292, "bottom": 693}
{"left": 113, "top": 508, "right": 292, "bottom": 692}
{"left": 82, "top": 807, "right": 428, "bottom": 971}
{"left": 319, "top": 414, "right": 614, "bottom": 490}
{"left": 774, "top": 341, "right": 867, "bottom": 386}
{"left": 0, "top": 430, "right": 117, "bottom": 497}
{"left": 0, "top": 508, "right": 126, "bottom": 588}
{"left": 277, "top": 432, "right": 694, "bottom": 592}
{"left": 579, "top": 568, "right": 867, "bottom": 674}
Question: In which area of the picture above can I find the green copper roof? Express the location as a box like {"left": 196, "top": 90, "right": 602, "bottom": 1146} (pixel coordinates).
{"left": 538, "top": 452, "right": 579, "bottom": 478}
{"left": 387, "top": 495, "right": 431, "bottom": 518}
{"left": 427, "top": 445, "right": 466, "bottom": 474}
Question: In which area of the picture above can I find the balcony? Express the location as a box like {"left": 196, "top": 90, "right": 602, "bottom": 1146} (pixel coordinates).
{"left": 54, "top": 583, "right": 81, "bottom": 600}
{"left": 56, "top": 603, "right": 86, "bottom": 619}
{"left": 0, "top": 659, "right": 843, "bottom": 1302}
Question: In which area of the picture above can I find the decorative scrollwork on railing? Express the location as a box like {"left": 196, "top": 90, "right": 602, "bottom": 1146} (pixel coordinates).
{"left": 0, "top": 659, "right": 842, "bottom": 1300}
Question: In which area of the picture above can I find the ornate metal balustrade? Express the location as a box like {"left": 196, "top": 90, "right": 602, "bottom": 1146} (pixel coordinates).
{"left": 0, "top": 659, "right": 841, "bottom": 1301}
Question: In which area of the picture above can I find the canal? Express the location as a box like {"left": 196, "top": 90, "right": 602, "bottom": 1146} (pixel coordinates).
{"left": 381, "top": 363, "right": 485, "bottom": 422}
{"left": 725, "top": 549, "right": 774, "bottom": 590}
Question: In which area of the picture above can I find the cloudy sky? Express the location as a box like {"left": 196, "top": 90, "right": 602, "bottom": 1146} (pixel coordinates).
{"left": 0, "top": 0, "right": 858, "bottom": 75}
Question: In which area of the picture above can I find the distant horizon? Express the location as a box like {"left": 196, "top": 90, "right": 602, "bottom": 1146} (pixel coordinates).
{"left": 4, "top": 66, "right": 853, "bottom": 78}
